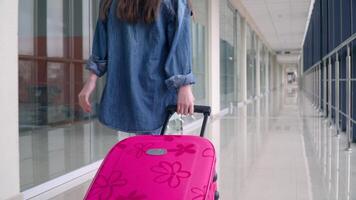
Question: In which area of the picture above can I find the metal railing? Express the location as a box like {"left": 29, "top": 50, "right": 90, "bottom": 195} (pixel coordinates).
{"left": 302, "top": 32, "right": 355, "bottom": 149}
{"left": 302, "top": 33, "right": 355, "bottom": 200}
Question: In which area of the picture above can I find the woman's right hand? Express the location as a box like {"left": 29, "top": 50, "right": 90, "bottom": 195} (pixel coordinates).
{"left": 78, "top": 73, "right": 97, "bottom": 113}
{"left": 177, "top": 85, "right": 195, "bottom": 115}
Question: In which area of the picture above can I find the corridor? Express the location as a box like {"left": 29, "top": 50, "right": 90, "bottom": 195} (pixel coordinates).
{"left": 2, "top": 0, "right": 356, "bottom": 199}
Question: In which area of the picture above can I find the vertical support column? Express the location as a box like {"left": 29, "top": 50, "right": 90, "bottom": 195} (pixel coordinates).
{"left": 275, "top": 58, "right": 278, "bottom": 89}
{"left": 344, "top": 47, "right": 352, "bottom": 198}
{"left": 335, "top": 53, "right": 340, "bottom": 133}
{"left": 273, "top": 63, "right": 277, "bottom": 90}
{"left": 346, "top": 45, "right": 352, "bottom": 149}
{"left": 299, "top": 54, "right": 303, "bottom": 89}
{"left": 240, "top": 17, "right": 247, "bottom": 102}
{"left": 319, "top": 64, "right": 322, "bottom": 110}
{"left": 276, "top": 64, "right": 281, "bottom": 89}
{"left": 281, "top": 64, "right": 283, "bottom": 87}
{"left": 205, "top": 0, "right": 221, "bottom": 189}
{"left": 208, "top": 0, "right": 220, "bottom": 115}
{"left": 341, "top": 45, "right": 350, "bottom": 200}
{"left": 265, "top": 51, "right": 269, "bottom": 94}
{"left": 323, "top": 61, "right": 327, "bottom": 117}
{"left": 232, "top": 11, "right": 239, "bottom": 105}
{"left": 314, "top": 67, "right": 317, "bottom": 107}
{"left": 269, "top": 55, "right": 274, "bottom": 90}
{"left": 256, "top": 39, "right": 261, "bottom": 97}
{"left": 315, "top": 67, "right": 318, "bottom": 106}
{"left": 279, "top": 64, "right": 283, "bottom": 88}
{"left": 310, "top": 69, "right": 312, "bottom": 103}
{"left": 270, "top": 55, "right": 275, "bottom": 91}
{"left": 345, "top": 49, "right": 352, "bottom": 199}
{"left": 311, "top": 68, "right": 316, "bottom": 105}
{"left": 316, "top": 66, "right": 318, "bottom": 107}
{"left": 317, "top": 66, "right": 319, "bottom": 106}
{"left": 0, "top": 0, "right": 21, "bottom": 199}
{"left": 328, "top": 57, "right": 332, "bottom": 125}
{"left": 316, "top": 67, "right": 318, "bottom": 106}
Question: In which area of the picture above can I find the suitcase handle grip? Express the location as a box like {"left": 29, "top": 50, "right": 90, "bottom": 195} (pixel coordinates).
{"left": 165, "top": 105, "right": 211, "bottom": 115}
{"left": 160, "top": 105, "right": 211, "bottom": 137}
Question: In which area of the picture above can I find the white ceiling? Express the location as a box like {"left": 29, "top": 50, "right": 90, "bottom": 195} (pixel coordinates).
{"left": 239, "top": 0, "right": 311, "bottom": 53}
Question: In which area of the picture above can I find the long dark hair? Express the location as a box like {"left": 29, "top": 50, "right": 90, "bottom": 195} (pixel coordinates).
{"left": 99, "top": 0, "right": 193, "bottom": 23}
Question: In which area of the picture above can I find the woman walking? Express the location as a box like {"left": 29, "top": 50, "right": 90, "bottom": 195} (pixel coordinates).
{"left": 78, "top": 0, "right": 195, "bottom": 135}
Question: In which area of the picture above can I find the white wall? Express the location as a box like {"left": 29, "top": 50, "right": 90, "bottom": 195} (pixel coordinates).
{"left": 0, "top": 0, "right": 21, "bottom": 199}
{"left": 208, "top": 0, "right": 220, "bottom": 115}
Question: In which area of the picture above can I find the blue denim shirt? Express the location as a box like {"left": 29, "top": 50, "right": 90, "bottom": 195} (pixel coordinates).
{"left": 85, "top": 0, "right": 195, "bottom": 134}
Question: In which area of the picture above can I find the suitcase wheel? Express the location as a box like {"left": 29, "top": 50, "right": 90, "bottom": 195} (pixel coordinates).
{"left": 214, "top": 191, "right": 220, "bottom": 200}
{"left": 213, "top": 172, "right": 218, "bottom": 182}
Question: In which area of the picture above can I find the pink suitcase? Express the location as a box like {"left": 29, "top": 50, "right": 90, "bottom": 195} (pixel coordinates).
{"left": 84, "top": 105, "right": 218, "bottom": 200}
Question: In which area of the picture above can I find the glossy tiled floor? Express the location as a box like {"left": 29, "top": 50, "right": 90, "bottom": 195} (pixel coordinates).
{"left": 299, "top": 93, "right": 356, "bottom": 200}
{"left": 214, "top": 86, "right": 313, "bottom": 200}
{"left": 27, "top": 85, "right": 356, "bottom": 200}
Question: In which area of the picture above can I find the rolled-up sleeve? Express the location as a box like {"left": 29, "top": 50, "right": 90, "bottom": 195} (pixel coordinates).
{"left": 85, "top": 15, "right": 108, "bottom": 77}
{"left": 164, "top": 0, "right": 195, "bottom": 90}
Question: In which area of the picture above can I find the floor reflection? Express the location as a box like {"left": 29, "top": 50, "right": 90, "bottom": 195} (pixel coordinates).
{"left": 20, "top": 120, "right": 118, "bottom": 190}
{"left": 212, "top": 86, "right": 314, "bottom": 200}
{"left": 300, "top": 91, "right": 356, "bottom": 200}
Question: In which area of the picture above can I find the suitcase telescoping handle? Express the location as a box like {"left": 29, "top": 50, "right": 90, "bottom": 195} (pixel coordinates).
{"left": 160, "top": 105, "right": 211, "bottom": 137}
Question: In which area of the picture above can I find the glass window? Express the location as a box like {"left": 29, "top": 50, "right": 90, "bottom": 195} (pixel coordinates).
{"left": 191, "top": 0, "right": 208, "bottom": 105}
{"left": 19, "top": 0, "right": 34, "bottom": 55}
{"left": 246, "top": 25, "right": 256, "bottom": 98}
{"left": 18, "top": 0, "right": 116, "bottom": 190}
{"left": 220, "top": 0, "right": 238, "bottom": 109}
{"left": 46, "top": 1, "right": 64, "bottom": 57}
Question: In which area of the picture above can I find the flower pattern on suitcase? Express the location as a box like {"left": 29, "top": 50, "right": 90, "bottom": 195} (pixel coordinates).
{"left": 151, "top": 161, "right": 191, "bottom": 188}
{"left": 88, "top": 171, "right": 127, "bottom": 200}
{"left": 129, "top": 143, "right": 154, "bottom": 158}
{"left": 168, "top": 144, "right": 196, "bottom": 157}
{"left": 191, "top": 186, "right": 207, "bottom": 200}
{"left": 202, "top": 148, "right": 215, "bottom": 158}
{"left": 115, "top": 190, "right": 147, "bottom": 200}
